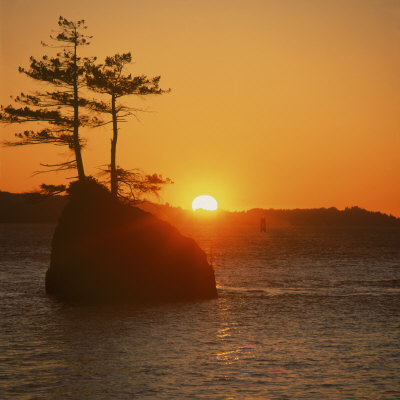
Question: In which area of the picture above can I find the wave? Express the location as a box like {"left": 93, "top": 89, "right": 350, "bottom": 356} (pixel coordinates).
{"left": 216, "top": 284, "right": 400, "bottom": 298}
{"left": 331, "top": 279, "right": 400, "bottom": 288}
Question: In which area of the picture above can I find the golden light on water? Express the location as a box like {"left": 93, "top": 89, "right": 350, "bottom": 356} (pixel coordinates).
{"left": 192, "top": 195, "right": 218, "bottom": 211}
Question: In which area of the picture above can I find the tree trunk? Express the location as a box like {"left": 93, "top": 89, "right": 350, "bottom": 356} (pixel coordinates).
{"left": 72, "top": 37, "right": 85, "bottom": 180}
{"left": 110, "top": 94, "right": 118, "bottom": 197}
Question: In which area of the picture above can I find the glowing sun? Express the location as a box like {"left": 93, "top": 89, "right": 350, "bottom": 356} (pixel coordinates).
{"left": 192, "top": 195, "right": 218, "bottom": 211}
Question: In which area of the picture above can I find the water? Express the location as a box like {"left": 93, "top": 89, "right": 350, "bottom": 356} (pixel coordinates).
{"left": 1, "top": 223, "right": 399, "bottom": 399}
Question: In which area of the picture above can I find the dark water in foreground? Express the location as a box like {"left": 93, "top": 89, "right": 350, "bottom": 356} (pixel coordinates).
{"left": 1, "top": 223, "right": 399, "bottom": 399}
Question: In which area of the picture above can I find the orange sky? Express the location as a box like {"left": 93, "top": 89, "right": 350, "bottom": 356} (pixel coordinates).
{"left": 1, "top": 0, "right": 399, "bottom": 215}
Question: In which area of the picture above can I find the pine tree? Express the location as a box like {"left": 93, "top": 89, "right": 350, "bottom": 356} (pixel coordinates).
{"left": 0, "top": 17, "right": 101, "bottom": 179}
{"left": 85, "top": 53, "right": 169, "bottom": 197}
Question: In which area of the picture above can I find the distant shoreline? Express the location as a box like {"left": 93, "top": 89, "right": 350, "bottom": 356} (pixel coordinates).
{"left": 1, "top": 191, "right": 399, "bottom": 227}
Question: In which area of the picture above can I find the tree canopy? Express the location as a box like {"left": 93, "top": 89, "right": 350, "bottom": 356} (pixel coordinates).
{"left": 1, "top": 17, "right": 172, "bottom": 202}
{"left": 0, "top": 17, "right": 101, "bottom": 179}
{"left": 85, "top": 52, "right": 169, "bottom": 197}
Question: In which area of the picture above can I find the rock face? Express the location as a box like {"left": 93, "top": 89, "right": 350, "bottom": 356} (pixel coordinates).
{"left": 45, "top": 179, "right": 217, "bottom": 303}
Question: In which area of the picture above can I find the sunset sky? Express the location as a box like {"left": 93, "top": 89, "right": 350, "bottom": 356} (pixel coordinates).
{"left": 1, "top": 0, "right": 399, "bottom": 215}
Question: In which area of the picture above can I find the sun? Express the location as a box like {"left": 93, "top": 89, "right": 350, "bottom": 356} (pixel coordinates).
{"left": 192, "top": 195, "right": 218, "bottom": 211}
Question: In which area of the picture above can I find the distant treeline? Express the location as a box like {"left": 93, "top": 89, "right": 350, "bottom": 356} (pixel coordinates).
{"left": 0, "top": 191, "right": 399, "bottom": 227}
{"left": 246, "top": 207, "right": 400, "bottom": 227}
{"left": 0, "top": 191, "right": 67, "bottom": 223}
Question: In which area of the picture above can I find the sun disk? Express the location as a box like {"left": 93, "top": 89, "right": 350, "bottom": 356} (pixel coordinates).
{"left": 192, "top": 195, "right": 218, "bottom": 211}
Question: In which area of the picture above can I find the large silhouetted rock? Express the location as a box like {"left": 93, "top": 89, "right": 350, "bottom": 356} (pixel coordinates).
{"left": 45, "top": 179, "right": 217, "bottom": 303}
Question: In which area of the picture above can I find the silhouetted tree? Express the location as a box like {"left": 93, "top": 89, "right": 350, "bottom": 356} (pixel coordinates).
{"left": 98, "top": 166, "right": 173, "bottom": 203}
{"left": 85, "top": 53, "right": 169, "bottom": 196}
{"left": 0, "top": 17, "right": 101, "bottom": 179}
{"left": 39, "top": 183, "right": 68, "bottom": 197}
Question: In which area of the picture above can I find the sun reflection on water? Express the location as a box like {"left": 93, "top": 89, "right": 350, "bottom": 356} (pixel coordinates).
{"left": 216, "top": 349, "right": 241, "bottom": 364}
{"left": 216, "top": 327, "right": 231, "bottom": 339}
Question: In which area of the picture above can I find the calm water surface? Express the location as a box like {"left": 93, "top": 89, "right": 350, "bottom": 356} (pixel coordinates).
{"left": 1, "top": 223, "right": 399, "bottom": 399}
